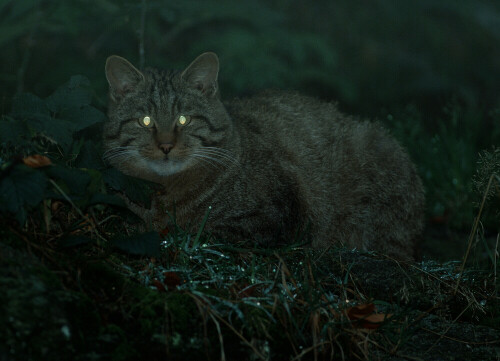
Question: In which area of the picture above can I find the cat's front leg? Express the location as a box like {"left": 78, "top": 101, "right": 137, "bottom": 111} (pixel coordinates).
{"left": 117, "top": 193, "right": 159, "bottom": 230}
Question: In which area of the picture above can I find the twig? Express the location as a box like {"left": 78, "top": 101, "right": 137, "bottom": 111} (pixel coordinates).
{"left": 454, "top": 173, "right": 495, "bottom": 295}
{"left": 421, "top": 327, "right": 500, "bottom": 345}
{"left": 49, "top": 179, "right": 107, "bottom": 243}
{"left": 424, "top": 301, "right": 472, "bottom": 354}
{"left": 189, "top": 292, "right": 267, "bottom": 360}
{"left": 138, "top": 0, "right": 147, "bottom": 69}
{"left": 290, "top": 341, "right": 330, "bottom": 361}
{"left": 494, "top": 233, "right": 499, "bottom": 286}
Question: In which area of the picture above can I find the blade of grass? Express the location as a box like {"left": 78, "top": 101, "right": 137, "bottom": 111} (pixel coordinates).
{"left": 454, "top": 173, "right": 495, "bottom": 295}
{"left": 193, "top": 205, "right": 212, "bottom": 247}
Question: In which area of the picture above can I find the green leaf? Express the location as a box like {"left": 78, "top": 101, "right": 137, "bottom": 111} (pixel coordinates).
{"left": 103, "top": 168, "right": 153, "bottom": 206}
{"left": 47, "top": 165, "right": 91, "bottom": 196}
{"left": 46, "top": 75, "right": 92, "bottom": 113}
{"left": 111, "top": 231, "right": 161, "bottom": 256}
{"left": 82, "top": 168, "right": 102, "bottom": 194}
{"left": 0, "top": 165, "right": 48, "bottom": 224}
{"left": 28, "top": 117, "right": 75, "bottom": 149}
{"left": 10, "top": 93, "right": 50, "bottom": 119}
{"left": 60, "top": 105, "right": 106, "bottom": 132}
{"left": 75, "top": 140, "right": 105, "bottom": 169}
{"left": 87, "top": 193, "right": 127, "bottom": 208}
{"left": 0, "top": 116, "right": 28, "bottom": 144}
{"left": 58, "top": 235, "right": 94, "bottom": 248}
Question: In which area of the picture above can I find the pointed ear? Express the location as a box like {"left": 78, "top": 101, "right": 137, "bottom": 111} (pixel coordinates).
{"left": 181, "top": 52, "right": 219, "bottom": 96}
{"left": 105, "top": 55, "right": 144, "bottom": 100}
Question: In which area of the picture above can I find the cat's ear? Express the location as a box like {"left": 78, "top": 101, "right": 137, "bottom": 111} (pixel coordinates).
{"left": 181, "top": 52, "right": 219, "bottom": 97}
{"left": 105, "top": 55, "right": 145, "bottom": 100}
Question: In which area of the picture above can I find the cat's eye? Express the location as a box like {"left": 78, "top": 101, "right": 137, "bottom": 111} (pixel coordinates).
{"left": 139, "top": 116, "right": 153, "bottom": 127}
{"left": 178, "top": 115, "right": 191, "bottom": 126}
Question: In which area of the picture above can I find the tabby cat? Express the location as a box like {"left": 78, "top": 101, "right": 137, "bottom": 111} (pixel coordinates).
{"left": 103, "top": 52, "right": 424, "bottom": 260}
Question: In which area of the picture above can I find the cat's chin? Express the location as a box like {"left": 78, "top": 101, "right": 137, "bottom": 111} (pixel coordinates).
{"left": 147, "top": 158, "right": 187, "bottom": 177}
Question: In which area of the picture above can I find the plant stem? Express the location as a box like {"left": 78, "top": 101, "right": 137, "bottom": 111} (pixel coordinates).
{"left": 454, "top": 173, "right": 495, "bottom": 295}
{"left": 138, "top": 0, "right": 147, "bottom": 69}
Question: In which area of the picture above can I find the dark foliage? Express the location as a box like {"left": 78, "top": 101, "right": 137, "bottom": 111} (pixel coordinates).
{"left": 1, "top": 1, "right": 499, "bottom": 360}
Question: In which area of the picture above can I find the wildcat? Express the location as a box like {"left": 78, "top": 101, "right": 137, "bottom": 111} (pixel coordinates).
{"left": 103, "top": 52, "right": 425, "bottom": 260}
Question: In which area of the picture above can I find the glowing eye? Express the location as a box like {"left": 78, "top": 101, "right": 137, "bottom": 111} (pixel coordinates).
{"left": 142, "top": 116, "right": 151, "bottom": 126}
{"left": 178, "top": 115, "right": 187, "bottom": 125}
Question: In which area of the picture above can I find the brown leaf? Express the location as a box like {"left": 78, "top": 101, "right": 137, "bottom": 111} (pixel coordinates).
{"left": 51, "top": 201, "right": 64, "bottom": 213}
{"left": 347, "top": 303, "right": 375, "bottom": 319}
{"left": 159, "top": 227, "right": 169, "bottom": 236}
{"left": 23, "top": 154, "right": 52, "bottom": 168}
{"left": 152, "top": 279, "right": 166, "bottom": 292}
{"left": 233, "top": 283, "right": 258, "bottom": 298}
{"left": 163, "top": 271, "right": 181, "bottom": 290}
{"left": 346, "top": 303, "right": 391, "bottom": 330}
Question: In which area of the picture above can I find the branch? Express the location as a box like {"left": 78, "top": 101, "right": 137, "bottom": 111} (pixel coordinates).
{"left": 138, "top": 0, "right": 147, "bottom": 69}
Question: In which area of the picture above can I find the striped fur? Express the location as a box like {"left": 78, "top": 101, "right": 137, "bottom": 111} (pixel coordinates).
{"left": 104, "top": 53, "right": 425, "bottom": 260}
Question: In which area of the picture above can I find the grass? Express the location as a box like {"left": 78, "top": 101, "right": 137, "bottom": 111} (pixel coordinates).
{"left": 1, "top": 77, "right": 499, "bottom": 360}
{"left": 1, "top": 185, "right": 499, "bottom": 360}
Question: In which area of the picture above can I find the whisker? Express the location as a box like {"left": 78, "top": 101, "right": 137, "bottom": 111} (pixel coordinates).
{"left": 102, "top": 146, "right": 140, "bottom": 163}
{"left": 190, "top": 154, "right": 225, "bottom": 170}
{"left": 196, "top": 147, "right": 239, "bottom": 166}
{"left": 191, "top": 152, "right": 232, "bottom": 168}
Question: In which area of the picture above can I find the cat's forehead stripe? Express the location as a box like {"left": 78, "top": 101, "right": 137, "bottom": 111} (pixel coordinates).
{"left": 153, "top": 85, "right": 161, "bottom": 109}
{"left": 147, "top": 70, "right": 179, "bottom": 120}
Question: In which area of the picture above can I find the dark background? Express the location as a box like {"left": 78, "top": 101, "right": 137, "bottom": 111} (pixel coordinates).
{"left": 1, "top": 0, "right": 500, "bottom": 259}
{"left": 2, "top": 0, "right": 500, "bottom": 111}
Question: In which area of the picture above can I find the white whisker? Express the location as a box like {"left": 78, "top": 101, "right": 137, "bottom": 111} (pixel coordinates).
{"left": 195, "top": 146, "right": 239, "bottom": 166}
{"left": 190, "top": 153, "right": 228, "bottom": 169}
{"left": 192, "top": 156, "right": 223, "bottom": 170}
{"left": 102, "top": 146, "right": 140, "bottom": 163}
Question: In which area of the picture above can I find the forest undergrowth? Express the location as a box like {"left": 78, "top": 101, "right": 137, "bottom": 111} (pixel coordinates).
{"left": 0, "top": 76, "right": 499, "bottom": 360}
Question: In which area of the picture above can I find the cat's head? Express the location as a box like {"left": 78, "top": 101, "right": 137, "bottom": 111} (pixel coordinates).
{"left": 103, "top": 52, "right": 235, "bottom": 183}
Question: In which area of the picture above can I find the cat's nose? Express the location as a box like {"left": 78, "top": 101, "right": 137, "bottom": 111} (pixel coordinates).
{"left": 158, "top": 143, "right": 174, "bottom": 154}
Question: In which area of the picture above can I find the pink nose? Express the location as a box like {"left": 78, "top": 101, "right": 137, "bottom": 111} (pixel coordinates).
{"left": 158, "top": 143, "right": 174, "bottom": 154}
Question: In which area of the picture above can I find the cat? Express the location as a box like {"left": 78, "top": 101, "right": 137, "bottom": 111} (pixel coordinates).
{"left": 103, "top": 52, "right": 425, "bottom": 260}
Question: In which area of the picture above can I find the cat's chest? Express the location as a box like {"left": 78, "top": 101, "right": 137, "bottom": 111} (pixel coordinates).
{"left": 152, "top": 166, "right": 297, "bottom": 234}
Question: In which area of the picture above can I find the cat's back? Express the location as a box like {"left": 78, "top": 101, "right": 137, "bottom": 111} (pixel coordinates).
{"left": 226, "top": 90, "right": 424, "bottom": 259}
{"left": 225, "top": 90, "right": 382, "bottom": 179}
{"left": 226, "top": 90, "right": 345, "bottom": 147}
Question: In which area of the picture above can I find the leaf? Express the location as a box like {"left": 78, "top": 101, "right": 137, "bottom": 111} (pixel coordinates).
{"left": 58, "top": 235, "right": 94, "bottom": 248}
{"left": 346, "top": 303, "right": 392, "bottom": 330}
{"left": 87, "top": 193, "right": 127, "bottom": 208}
{"left": 46, "top": 75, "right": 92, "bottom": 113}
{"left": 47, "top": 165, "right": 91, "bottom": 196}
{"left": 160, "top": 226, "right": 169, "bottom": 236}
{"left": 0, "top": 165, "right": 48, "bottom": 224}
{"left": 75, "top": 140, "right": 105, "bottom": 169}
{"left": 23, "top": 154, "right": 52, "bottom": 168}
{"left": 85, "top": 168, "right": 104, "bottom": 196}
{"left": 28, "top": 117, "right": 76, "bottom": 150}
{"left": 111, "top": 231, "right": 161, "bottom": 256}
{"left": 10, "top": 93, "right": 50, "bottom": 119}
{"left": 61, "top": 105, "right": 106, "bottom": 132}
{"left": 103, "top": 168, "right": 153, "bottom": 206}
{"left": 152, "top": 279, "right": 166, "bottom": 292}
{"left": 0, "top": 116, "right": 29, "bottom": 144}
{"left": 163, "top": 271, "right": 181, "bottom": 290}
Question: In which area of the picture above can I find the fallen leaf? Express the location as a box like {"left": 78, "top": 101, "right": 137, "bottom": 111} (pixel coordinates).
{"left": 160, "top": 226, "right": 169, "bottom": 236}
{"left": 347, "top": 303, "right": 375, "bottom": 319}
{"left": 163, "top": 271, "right": 181, "bottom": 290}
{"left": 152, "top": 279, "right": 166, "bottom": 292}
{"left": 23, "top": 154, "right": 52, "bottom": 168}
{"left": 51, "top": 200, "right": 64, "bottom": 212}
{"left": 234, "top": 283, "right": 258, "bottom": 298}
{"left": 346, "top": 303, "right": 392, "bottom": 329}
